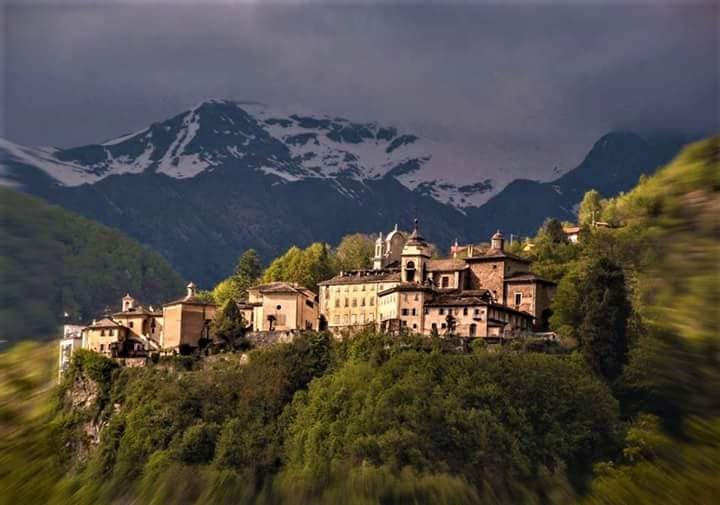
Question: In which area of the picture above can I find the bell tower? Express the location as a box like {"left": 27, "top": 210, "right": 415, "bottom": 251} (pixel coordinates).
{"left": 373, "top": 232, "right": 385, "bottom": 270}
{"left": 401, "top": 219, "right": 431, "bottom": 284}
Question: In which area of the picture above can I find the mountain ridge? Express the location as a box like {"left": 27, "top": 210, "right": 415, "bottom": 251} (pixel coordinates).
{"left": 0, "top": 101, "right": 691, "bottom": 285}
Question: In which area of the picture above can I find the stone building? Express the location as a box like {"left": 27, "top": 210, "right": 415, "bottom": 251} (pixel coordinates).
{"left": 320, "top": 221, "right": 556, "bottom": 340}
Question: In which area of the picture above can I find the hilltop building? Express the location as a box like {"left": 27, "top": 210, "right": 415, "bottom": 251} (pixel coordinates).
{"left": 161, "top": 282, "right": 217, "bottom": 350}
{"left": 243, "top": 281, "right": 319, "bottom": 332}
{"left": 320, "top": 221, "right": 556, "bottom": 340}
{"left": 59, "top": 220, "right": 557, "bottom": 379}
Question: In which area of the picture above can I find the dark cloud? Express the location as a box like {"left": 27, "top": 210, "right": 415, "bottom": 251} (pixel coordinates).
{"left": 3, "top": 1, "right": 718, "bottom": 181}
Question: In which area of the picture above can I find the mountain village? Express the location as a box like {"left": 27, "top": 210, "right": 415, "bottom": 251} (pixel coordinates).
{"left": 58, "top": 221, "right": 566, "bottom": 378}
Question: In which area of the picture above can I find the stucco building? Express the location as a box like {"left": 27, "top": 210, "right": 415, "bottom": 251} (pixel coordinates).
{"left": 245, "top": 281, "right": 319, "bottom": 332}
{"left": 161, "top": 282, "right": 217, "bottom": 350}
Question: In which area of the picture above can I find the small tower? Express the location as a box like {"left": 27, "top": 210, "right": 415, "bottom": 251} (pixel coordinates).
{"left": 122, "top": 294, "right": 135, "bottom": 312}
{"left": 185, "top": 281, "right": 197, "bottom": 300}
{"left": 401, "top": 218, "right": 431, "bottom": 284}
{"left": 373, "top": 232, "right": 385, "bottom": 270}
{"left": 491, "top": 230, "right": 505, "bottom": 251}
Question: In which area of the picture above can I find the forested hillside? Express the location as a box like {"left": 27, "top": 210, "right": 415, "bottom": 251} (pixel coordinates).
{"left": 0, "top": 188, "right": 184, "bottom": 346}
{"left": 0, "top": 137, "right": 717, "bottom": 504}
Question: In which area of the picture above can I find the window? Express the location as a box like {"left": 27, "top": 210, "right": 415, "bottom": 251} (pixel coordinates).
{"left": 100, "top": 329, "right": 105, "bottom": 336}
{"left": 431, "top": 323, "right": 437, "bottom": 331}
{"left": 412, "top": 324, "right": 417, "bottom": 329}
{"left": 344, "top": 298, "right": 349, "bottom": 307}
{"left": 100, "top": 344, "right": 104, "bottom": 351}
{"left": 411, "top": 308, "right": 416, "bottom": 316}
{"left": 335, "top": 299, "right": 340, "bottom": 308}
{"left": 441, "top": 323, "right": 447, "bottom": 329}
{"left": 401, "top": 308, "right": 409, "bottom": 316}
{"left": 109, "top": 329, "right": 114, "bottom": 336}
{"left": 514, "top": 292, "right": 522, "bottom": 306}
{"left": 361, "top": 298, "right": 366, "bottom": 307}
{"left": 405, "top": 261, "right": 416, "bottom": 282}
{"left": 362, "top": 284, "right": 365, "bottom": 291}
{"left": 352, "top": 298, "right": 357, "bottom": 307}
{"left": 129, "top": 321, "right": 134, "bottom": 328}
{"left": 370, "top": 298, "right": 374, "bottom": 306}
{"left": 439, "top": 308, "right": 445, "bottom": 315}
{"left": 474, "top": 308, "right": 481, "bottom": 315}
{"left": 414, "top": 293, "right": 419, "bottom": 301}
{"left": 424, "top": 307, "right": 429, "bottom": 315}
{"left": 276, "top": 305, "right": 282, "bottom": 310}
{"left": 441, "top": 276, "right": 450, "bottom": 288}
{"left": 463, "top": 307, "right": 468, "bottom": 316}
{"left": 469, "top": 323, "right": 477, "bottom": 337}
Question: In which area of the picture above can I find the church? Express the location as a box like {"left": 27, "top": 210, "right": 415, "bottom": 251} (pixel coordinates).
{"left": 319, "top": 221, "right": 556, "bottom": 340}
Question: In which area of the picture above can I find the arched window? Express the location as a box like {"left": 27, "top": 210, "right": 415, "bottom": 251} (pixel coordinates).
{"left": 405, "top": 261, "right": 416, "bottom": 282}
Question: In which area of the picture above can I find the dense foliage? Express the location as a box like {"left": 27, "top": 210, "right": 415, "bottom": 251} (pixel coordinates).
{"left": 0, "top": 188, "right": 185, "bottom": 346}
{"left": 1, "top": 136, "right": 718, "bottom": 504}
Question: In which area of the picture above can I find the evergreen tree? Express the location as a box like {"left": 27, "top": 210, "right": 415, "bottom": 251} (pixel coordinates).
{"left": 234, "top": 250, "right": 262, "bottom": 286}
{"left": 212, "top": 299, "right": 249, "bottom": 351}
{"left": 577, "top": 258, "right": 631, "bottom": 382}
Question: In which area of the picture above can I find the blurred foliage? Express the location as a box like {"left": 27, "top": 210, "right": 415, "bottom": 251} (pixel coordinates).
{"left": 0, "top": 188, "right": 184, "bottom": 345}
{"left": 1, "top": 137, "right": 718, "bottom": 504}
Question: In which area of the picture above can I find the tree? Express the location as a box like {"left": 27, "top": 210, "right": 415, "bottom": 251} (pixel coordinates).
{"left": 233, "top": 249, "right": 262, "bottom": 292}
{"left": 572, "top": 258, "right": 631, "bottom": 382}
{"left": 263, "top": 242, "right": 336, "bottom": 291}
{"left": 445, "top": 313, "right": 457, "bottom": 336}
{"left": 211, "top": 278, "right": 243, "bottom": 307}
{"left": 578, "top": 189, "right": 603, "bottom": 226}
{"left": 212, "top": 299, "right": 249, "bottom": 351}
{"left": 333, "top": 233, "right": 375, "bottom": 271}
{"left": 538, "top": 218, "right": 567, "bottom": 245}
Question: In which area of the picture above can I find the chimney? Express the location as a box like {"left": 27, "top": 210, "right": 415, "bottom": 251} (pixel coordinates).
{"left": 185, "top": 282, "right": 197, "bottom": 299}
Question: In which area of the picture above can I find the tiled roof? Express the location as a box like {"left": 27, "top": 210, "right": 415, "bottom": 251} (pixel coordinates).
{"left": 250, "top": 281, "right": 315, "bottom": 297}
{"left": 86, "top": 317, "right": 124, "bottom": 328}
{"left": 113, "top": 305, "right": 162, "bottom": 317}
{"left": 426, "top": 258, "right": 468, "bottom": 272}
{"left": 163, "top": 296, "right": 217, "bottom": 307}
{"left": 425, "top": 289, "right": 492, "bottom": 307}
{"left": 378, "top": 282, "right": 434, "bottom": 296}
{"left": 504, "top": 273, "right": 557, "bottom": 285}
{"left": 465, "top": 248, "right": 531, "bottom": 263}
{"left": 319, "top": 270, "right": 401, "bottom": 286}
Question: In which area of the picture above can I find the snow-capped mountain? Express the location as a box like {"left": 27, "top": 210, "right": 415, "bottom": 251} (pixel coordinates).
{"left": 0, "top": 100, "right": 690, "bottom": 286}
{"left": 0, "top": 99, "right": 494, "bottom": 210}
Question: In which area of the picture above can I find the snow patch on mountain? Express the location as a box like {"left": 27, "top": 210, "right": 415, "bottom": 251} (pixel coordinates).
{"left": 0, "top": 99, "right": 498, "bottom": 208}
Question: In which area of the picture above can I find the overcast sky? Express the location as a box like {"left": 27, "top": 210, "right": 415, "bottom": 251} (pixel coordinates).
{"left": 2, "top": 0, "right": 717, "bottom": 180}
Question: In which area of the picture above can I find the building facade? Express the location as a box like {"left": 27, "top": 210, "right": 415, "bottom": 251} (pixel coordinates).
{"left": 161, "top": 282, "right": 217, "bottom": 350}
{"left": 320, "top": 222, "right": 556, "bottom": 340}
{"left": 319, "top": 227, "right": 407, "bottom": 334}
{"left": 246, "top": 282, "right": 319, "bottom": 332}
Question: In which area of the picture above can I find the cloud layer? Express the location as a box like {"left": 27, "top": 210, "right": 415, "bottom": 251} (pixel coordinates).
{"left": 3, "top": 1, "right": 718, "bottom": 181}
